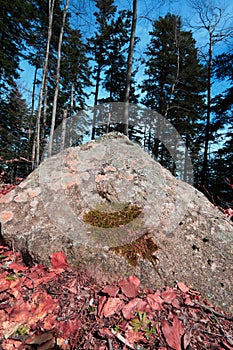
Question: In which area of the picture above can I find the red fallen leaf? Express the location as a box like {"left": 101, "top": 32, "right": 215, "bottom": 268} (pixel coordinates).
{"left": 184, "top": 297, "right": 195, "bottom": 306}
{"left": 59, "top": 319, "right": 82, "bottom": 339}
{"left": 27, "top": 292, "right": 59, "bottom": 325}
{"left": 171, "top": 298, "right": 180, "bottom": 309}
{"left": 161, "top": 287, "right": 177, "bottom": 303}
{"left": 0, "top": 279, "right": 11, "bottom": 293}
{"left": 147, "top": 293, "right": 163, "bottom": 311}
{"left": 1, "top": 339, "right": 22, "bottom": 349}
{"left": 101, "top": 285, "right": 119, "bottom": 297}
{"left": 8, "top": 262, "right": 28, "bottom": 272}
{"left": 162, "top": 316, "right": 184, "bottom": 350}
{"left": 182, "top": 331, "right": 192, "bottom": 349}
{"left": 101, "top": 297, "right": 125, "bottom": 318}
{"left": 177, "top": 282, "right": 189, "bottom": 293}
{"left": 10, "top": 300, "right": 33, "bottom": 322}
{"left": 118, "top": 276, "right": 140, "bottom": 298}
{"left": 50, "top": 252, "right": 68, "bottom": 269}
{"left": 122, "top": 298, "right": 148, "bottom": 320}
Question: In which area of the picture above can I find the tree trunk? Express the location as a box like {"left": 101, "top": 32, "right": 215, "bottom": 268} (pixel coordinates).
{"left": 33, "top": 0, "right": 55, "bottom": 168}
{"left": 122, "top": 0, "right": 137, "bottom": 136}
{"left": 92, "top": 64, "right": 101, "bottom": 140}
{"left": 60, "top": 108, "right": 67, "bottom": 152}
{"left": 201, "top": 32, "right": 213, "bottom": 186}
{"left": 48, "top": 0, "right": 70, "bottom": 157}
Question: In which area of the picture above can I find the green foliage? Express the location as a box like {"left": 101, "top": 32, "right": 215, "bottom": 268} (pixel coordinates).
{"left": 0, "top": 83, "right": 31, "bottom": 182}
{"left": 6, "top": 274, "right": 19, "bottom": 281}
{"left": 0, "top": 0, "right": 33, "bottom": 91}
{"left": 131, "top": 311, "right": 156, "bottom": 337}
{"left": 15, "top": 326, "right": 29, "bottom": 336}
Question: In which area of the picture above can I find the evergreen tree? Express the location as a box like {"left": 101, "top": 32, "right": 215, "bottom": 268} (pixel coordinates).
{"left": 89, "top": 1, "right": 139, "bottom": 138}
{"left": 61, "top": 27, "right": 92, "bottom": 111}
{"left": 0, "top": 0, "right": 33, "bottom": 92}
{"left": 141, "top": 13, "right": 206, "bottom": 182}
{"left": 102, "top": 10, "right": 133, "bottom": 103}
{"left": 0, "top": 84, "right": 31, "bottom": 182}
{"left": 206, "top": 52, "right": 233, "bottom": 204}
{"left": 88, "top": 0, "right": 117, "bottom": 139}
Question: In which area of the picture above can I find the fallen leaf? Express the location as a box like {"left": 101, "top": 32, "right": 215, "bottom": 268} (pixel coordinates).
{"left": 182, "top": 331, "right": 192, "bottom": 349}
{"left": 101, "top": 285, "right": 119, "bottom": 297}
{"left": 161, "top": 316, "right": 184, "bottom": 350}
{"left": 184, "top": 297, "right": 194, "bottom": 306}
{"left": 147, "top": 293, "right": 163, "bottom": 311}
{"left": 177, "top": 282, "right": 189, "bottom": 293}
{"left": 119, "top": 276, "right": 140, "bottom": 298}
{"left": 50, "top": 252, "right": 68, "bottom": 269}
{"left": 122, "top": 298, "right": 148, "bottom": 320}
{"left": 101, "top": 297, "right": 125, "bottom": 317}
{"left": 8, "top": 262, "right": 28, "bottom": 272}
{"left": 161, "top": 287, "right": 177, "bottom": 304}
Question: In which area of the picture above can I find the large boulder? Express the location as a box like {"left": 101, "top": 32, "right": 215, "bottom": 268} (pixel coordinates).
{"left": 1, "top": 133, "right": 233, "bottom": 313}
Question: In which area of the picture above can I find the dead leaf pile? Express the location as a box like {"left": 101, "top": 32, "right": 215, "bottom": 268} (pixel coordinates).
{"left": 0, "top": 242, "right": 232, "bottom": 350}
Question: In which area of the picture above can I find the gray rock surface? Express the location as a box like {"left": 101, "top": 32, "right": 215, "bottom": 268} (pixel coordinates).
{"left": 1, "top": 132, "right": 233, "bottom": 313}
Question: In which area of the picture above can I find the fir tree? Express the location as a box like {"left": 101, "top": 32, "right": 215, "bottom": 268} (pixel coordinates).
{"left": 141, "top": 13, "right": 206, "bottom": 181}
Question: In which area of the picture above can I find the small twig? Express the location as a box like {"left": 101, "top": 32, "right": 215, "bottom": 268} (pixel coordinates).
{"left": 108, "top": 338, "right": 113, "bottom": 350}
{"left": 12, "top": 240, "right": 16, "bottom": 262}
{"left": 193, "top": 301, "right": 233, "bottom": 321}
{"left": 111, "top": 328, "right": 135, "bottom": 349}
{"left": 56, "top": 311, "right": 74, "bottom": 321}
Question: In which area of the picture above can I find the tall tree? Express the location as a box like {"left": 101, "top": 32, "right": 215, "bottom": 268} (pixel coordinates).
{"left": 122, "top": 0, "right": 138, "bottom": 136}
{"left": 207, "top": 52, "right": 233, "bottom": 203}
{"left": 0, "top": 0, "right": 32, "bottom": 93}
{"left": 0, "top": 84, "right": 31, "bottom": 182}
{"left": 48, "top": 0, "right": 70, "bottom": 157}
{"left": 189, "top": 0, "right": 233, "bottom": 186}
{"left": 33, "top": 0, "right": 55, "bottom": 167}
{"left": 141, "top": 13, "right": 206, "bottom": 180}
{"left": 88, "top": 0, "right": 117, "bottom": 139}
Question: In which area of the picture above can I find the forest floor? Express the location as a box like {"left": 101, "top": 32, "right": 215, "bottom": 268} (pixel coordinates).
{"left": 0, "top": 241, "right": 232, "bottom": 350}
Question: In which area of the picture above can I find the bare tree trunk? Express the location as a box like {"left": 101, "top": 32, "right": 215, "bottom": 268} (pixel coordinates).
{"left": 122, "top": 0, "right": 137, "bottom": 136}
{"left": 30, "top": 64, "right": 38, "bottom": 171}
{"left": 69, "top": 82, "right": 74, "bottom": 147}
{"left": 92, "top": 64, "right": 101, "bottom": 140}
{"left": 33, "top": 0, "right": 55, "bottom": 168}
{"left": 60, "top": 108, "right": 67, "bottom": 152}
{"left": 202, "top": 32, "right": 213, "bottom": 186}
{"left": 41, "top": 72, "right": 48, "bottom": 146}
{"left": 48, "top": 0, "right": 70, "bottom": 157}
{"left": 30, "top": 64, "right": 38, "bottom": 140}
